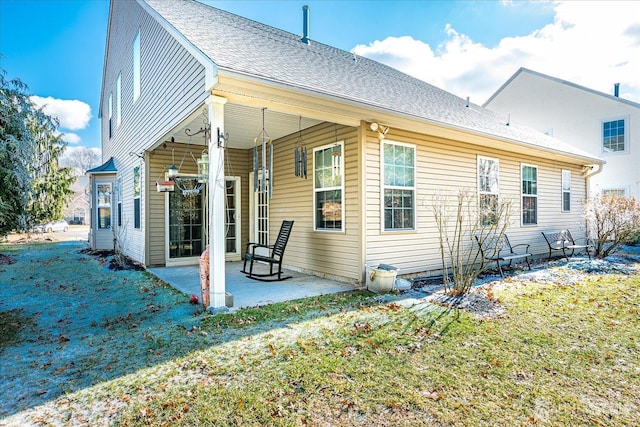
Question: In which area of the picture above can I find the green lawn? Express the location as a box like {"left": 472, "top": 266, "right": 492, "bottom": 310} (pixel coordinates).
{"left": 1, "top": 242, "right": 639, "bottom": 426}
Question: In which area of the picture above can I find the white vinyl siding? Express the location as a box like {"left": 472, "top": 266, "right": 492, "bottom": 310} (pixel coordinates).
{"left": 521, "top": 164, "right": 538, "bottom": 225}
{"left": 561, "top": 169, "right": 571, "bottom": 212}
{"left": 101, "top": 1, "right": 209, "bottom": 266}
{"left": 382, "top": 141, "right": 416, "bottom": 231}
{"left": 478, "top": 156, "right": 499, "bottom": 225}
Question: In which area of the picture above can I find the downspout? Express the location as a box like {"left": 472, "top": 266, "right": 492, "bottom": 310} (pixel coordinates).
{"left": 583, "top": 163, "right": 604, "bottom": 196}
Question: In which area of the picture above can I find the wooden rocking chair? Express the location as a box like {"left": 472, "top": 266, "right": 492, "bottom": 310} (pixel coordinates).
{"left": 242, "top": 220, "right": 294, "bottom": 281}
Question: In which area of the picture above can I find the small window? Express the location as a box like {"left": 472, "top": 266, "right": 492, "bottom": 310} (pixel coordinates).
{"left": 117, "top": 177, "right": 122, "bottom": 227}
{"left": 116, "top": 73, "right": 122, "bottom": 127}
{"left": 97, "top": 183, "right": 112, "bottom": 229}
{"left": 561, "top": 170, "right": 571, "bottom": 212}
{"left": 133, "top": 166, "right": 141, "bottom": 229}
{"left": 313, "top": 142, "right": 343, "bottom": 231}
{"left": 133, "top": 31, "right": 140, "bottom": 102}
{"left": 478, "top": 156, "right": 499, "bottom": 225}
{"left": 382, "top": 141, "right": 415, "bottom": 231}
{"left": 602, "top": 188, "right": 626, "bottom": 197}
{"left": 602, "top": 118, "right": 626, "bottom": 153}
{"left": 108, "top": 93, "right": 113, "bottom": 138}
{"left": 522, "top": 164, "right": 537, "bottom": 226}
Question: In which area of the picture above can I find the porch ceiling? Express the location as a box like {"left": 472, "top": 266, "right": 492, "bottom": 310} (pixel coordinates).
{"left": 167, "top": 103, "right": 324, "bottom": 150}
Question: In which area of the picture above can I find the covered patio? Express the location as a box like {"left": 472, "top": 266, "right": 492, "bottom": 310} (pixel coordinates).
{"left": 149, "top": 262, "right": 361, "bottom": 313}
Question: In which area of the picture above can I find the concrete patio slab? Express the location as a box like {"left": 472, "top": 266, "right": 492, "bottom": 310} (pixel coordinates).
{"left": 148, "top": 262, "right": 361, "bottom": 312}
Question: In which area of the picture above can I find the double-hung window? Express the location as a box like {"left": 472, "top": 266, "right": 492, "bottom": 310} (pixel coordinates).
{"left": 478, "top": 156, "right": 499, "bottom": 225}
{"left": 602, "top": 117, "right": 627, "bottom": 153}
{"left": 108, "top": 94, "right": 113, "bottom": 138}
{"left": 97, "top": 184, "right": 112, "bottom": 230}
{"left": 314, "top": 142, "right": 343, "bottom": 231}
{"left": 116, "top": 73, "right": 122, "bottom": 127}
{"left": 521, "top": 164, "right": 537, "bottom": 225}
{"left": 133, "top": 166, "right": 141, "bottom": 229}
{"left": 561, "top": 170, "right": 571, "bottom": 212}
{"left": 382, "top": 141, "right": 415, "bottom": 231}
{"left": 117, "top": 177, "right": 123, "bottom": 227}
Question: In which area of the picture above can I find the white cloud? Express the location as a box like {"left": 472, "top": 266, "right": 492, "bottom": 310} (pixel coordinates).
{"left": 30, "top": 96, "right": 92, "bottom": 131}
{"left": 61, "top": 132, "right": 81, "bottom": 144}
{"left": 352, "top": 1, "right": 640, "bottom": 104}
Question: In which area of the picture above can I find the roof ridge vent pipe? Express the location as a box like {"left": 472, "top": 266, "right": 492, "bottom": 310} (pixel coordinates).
{"left": 301, "top": 5, "right": 310, "bottom": 44}
{"left": 614, "top": 83, "right": 620, "bottom": 97}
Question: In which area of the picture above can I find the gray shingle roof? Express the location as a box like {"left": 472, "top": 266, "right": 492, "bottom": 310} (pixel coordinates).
{"left": 143, "top": 0, "right": 601, "bottom": 163}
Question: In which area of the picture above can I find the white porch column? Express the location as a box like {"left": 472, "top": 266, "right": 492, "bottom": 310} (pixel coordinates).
{"left": 206, "top": 95, "right": 228, "bottom": 310}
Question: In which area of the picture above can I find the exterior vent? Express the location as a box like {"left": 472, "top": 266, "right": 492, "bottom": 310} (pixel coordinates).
{"left": 614, "top": 83, "right": 620, "bottom": 97}
{"left": 301, "top": 5, "right": 310, "bottom": 44}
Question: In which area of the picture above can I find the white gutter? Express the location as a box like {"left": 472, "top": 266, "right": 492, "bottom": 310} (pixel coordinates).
{"left": 217, "top": 68, "right": 603, "bottom": 166}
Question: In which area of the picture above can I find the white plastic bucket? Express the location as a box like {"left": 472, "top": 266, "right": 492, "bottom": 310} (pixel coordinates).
{"left": 365, "top": 264, "right": 398, "bottom": 293}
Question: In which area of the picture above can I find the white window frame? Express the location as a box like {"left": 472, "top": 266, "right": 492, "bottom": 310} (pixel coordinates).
{"left": 602, "top": 187, "right": 627, "bottom": 197}
{"left": 381, "top": 140, "right": 416, "bottom": 232}
{"left": 96, "top": 182, "right": 112, "bottom": 230}
{"left": 601, "top": 115, "right": 629, "bottom": 155}
{"left": 133, "top": 165, "right": 141, "bottom": 229}
{"left": 133, "top": 31, "right": 140, "bottom": 103}
{"left": 313, "top": 141, "right": 344, "bottom": 232}
{"left": 116, "top": 73, "right": 122, "bottom": 127}
{"left": 108, "top": 93, "right": 113, "bottom": 138}
{"left": 521, "top": 163, "right": 538, "bottom": 226}
{"left": 117, "top": 177, "right": 122, "bottom": 227}
{"left": 561, "top": 169, "right": 571, "bottom": 212}
{"left": 478, "top": 156, "right": 499, "bottom": 225}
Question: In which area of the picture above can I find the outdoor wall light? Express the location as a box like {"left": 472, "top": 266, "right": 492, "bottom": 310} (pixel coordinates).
{"left": 369, "top": 122, "right": 390, "bottom": 140}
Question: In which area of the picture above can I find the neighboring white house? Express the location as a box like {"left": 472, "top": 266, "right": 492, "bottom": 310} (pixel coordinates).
{"left": 89, "top": 0, "right": 603, "bottom": 309}
{"left": 484, "top": 67, "right": 640, "bottom": 198}
{"left": 64, "top": 175, "right": 90, "bottom": 225}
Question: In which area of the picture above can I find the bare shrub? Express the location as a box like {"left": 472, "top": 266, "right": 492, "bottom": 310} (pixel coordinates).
{"left": 113, "top": 218, "right": 129, "bottom": 269}
{"left": 584, "top": 194, "right": 640, "bottom": 258}
{"left": 431, "top": 189, "right": 513, "bottom": 296}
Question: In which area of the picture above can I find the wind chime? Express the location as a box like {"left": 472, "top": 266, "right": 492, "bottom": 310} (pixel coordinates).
{"left": 253, "top": 108, "right": 273, "bottom": 198}
{"left": 332, "top": 124, "right": 341, "bottom": 179}
{"left": 293, "top": 115, "right": 307, "bottom": 179}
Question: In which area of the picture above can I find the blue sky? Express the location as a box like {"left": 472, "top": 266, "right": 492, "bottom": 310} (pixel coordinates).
{"left": 1, "top": 0, "right": 639, "bottom": 155}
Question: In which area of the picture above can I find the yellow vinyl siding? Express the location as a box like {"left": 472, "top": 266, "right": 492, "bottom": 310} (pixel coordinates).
{"left": 268, "top": 123, "right": 361, "bottom": 282}
{"left": 145, "top": 145, "right": 249, "bottom": 266}
{"left": 365, "top": 127, "right": 588, "bottom": 276}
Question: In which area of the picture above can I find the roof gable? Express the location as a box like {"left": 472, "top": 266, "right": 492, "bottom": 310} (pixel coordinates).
{"left": 485, "top": 67, "right": 640, "bottom": 110}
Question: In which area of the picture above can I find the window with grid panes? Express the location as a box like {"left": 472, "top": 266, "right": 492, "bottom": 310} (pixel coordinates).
{"left": 383, "top": 142, "right": 415, "bottom": 230}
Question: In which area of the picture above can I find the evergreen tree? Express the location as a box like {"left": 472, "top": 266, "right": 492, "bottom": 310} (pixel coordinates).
{"left": 0, "top": 66, "right": 74, "bottom": 236}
